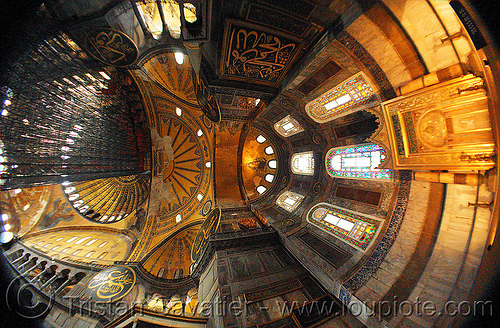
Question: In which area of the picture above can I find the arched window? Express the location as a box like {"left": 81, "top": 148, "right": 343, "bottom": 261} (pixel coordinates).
{"left": 305, "top": 73, "right": 376, "bottom": 123}
{"left": 256, "top": 135, "right": 266, "bottom": 143}
{"left": 306, "top": 203, "right": 381, "bottom": 251}
{"left": 291, "top": 151, "right": 314, "bottom": 175}
{"left": 274, "top": 115, "right": 304, "bottom": 137}
{"left": 268, "top": 160, "right": 277, "bottom": 169}
{"left": 325, "top": 144, "right": 391, "bottom": 180}
{"left": 264, "top": 146, "right": 274, "bottom": 155}
{"left": 276, "top": 191, "right": 305, "bottom": 212}
{"left": 264, "top": 174, "right": 274, "bottom": 183}
{"left": 256, "top": 185, "right": 267, "bottom": 194}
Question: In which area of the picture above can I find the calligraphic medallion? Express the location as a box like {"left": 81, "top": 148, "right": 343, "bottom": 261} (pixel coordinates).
{"left": 221, "top": 20, "right": 302, "bottom": 86}
{"left": 191, "top": 207, "right": 221, "bottom": 262}
{"left": 194, "top": 73, "right": 221, "bottom": 123}
{"left": 84, "top": 28, "right": 138, "bottom": 67}
{"left": 85, "top": 266, "right": 136, "bottom": 302}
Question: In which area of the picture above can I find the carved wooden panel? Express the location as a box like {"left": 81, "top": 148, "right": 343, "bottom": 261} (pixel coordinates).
{"left": 381, "top": 75, "right": 495, "bottom": 170}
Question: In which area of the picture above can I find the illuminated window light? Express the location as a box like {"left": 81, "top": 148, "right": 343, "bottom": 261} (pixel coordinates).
{"left": 68, "top": 194, "right": 79, "bottom": 201}
{"left": 61, "top": 155, "right": 70, "bottom": 160}
{"left": 44, "top": 243, "right": 51, "bottom": 248}
{"left": 256, "top": 185, "right": 267, "bottom": 194}
{"left": 174, "top": 52, "right": 184, "bottom": 65}
{"left": 75, "top": 236, "right": 90, "bottom": 245}
{"left": 0, "top": 231, "right": 13, "bottom": 244}
{"left": 56, "top": 237, "right": 64, "bottom": 242}
{"left": 85, "top": 251, "right": 94, "bottom": 258}
{"left": 85, "top": 239, "right": 97, "bottom": 246}
{"left": 73, "top": 125, "right": 82, "bottom": 131}
{"left": 3, "top": 223, "right": 11, "bottom": 231}
{"left": 255, "top": 99, "right": 261, "bottom": 105}
{"left": 268, "top": 160, "right": 277, "bottom": 169}
{"left": 99, "top": 71, "right": 111, "bottom": 80}
{"left": 3, "top": 99, "right": 11, "bottom": 107}
{"left": 73, "top": 200, "right": 83, "bottom": 208}
{"left": 64, "top": 187, "right": 76, "bottom": 194}
{"left": 205, "top": 162, "right": 211, "bottom": 168}
{"left": 197, "top": 193, "right": 203, "bottom": 201}
{"left": 66, "top": 237, "right": 78, "bottom": 243}
{"left": 79, "top": 205, "right": 89, "bottom": 213}
{"left": 98, "top": 242, "right": 107, "bottom": 248}
{"left": 1, "top": 109, "right": 8, "bottom": 116}
{"left": 324, "top": 94, "right": 352, "bottom": 110}
{"left": 66, "top": 138, "right": 74, "bottom": 144}
{"left": 69, "top": 131, "right": 79, "bottom": 138}
{"left": 265, "top": 174, "right": 274, "bottom": 183}
{"left": 85, "top": 73, "right": 96, "bottom": 81}
{"left": 23, "top": 204, "right": 30, "bottom": 211}
{"left": 175, "top": 214, "right": 182, "bottom": 223}
{"left": 61, "top": 146, "right": 70, "bottom": 152}
{"left": 256, "top": 135, "right": 266, "bottom": 143}
{"left": 23, "top": 119, "right": 29, "bottom": 125}
{"left": 176, "top": 107, "right": 182, "bottom": 116}
{"left": 264, "top": 146, "right": 274, "bottom": 155}
{"left": 62, "top": 181, "right": 71, "bottom": 186}
{"left": 14, "top": 189, "right": 21, "bottom": 194}
{"left": 61, "top": 248, "right": 69, "bottom": 253}
{"left": 61, "top": 174, "right": 68, "bottom": 177}
{"left": 52, "top": 245, "right": 60, "bottom": 250}
{"left": 72, "top": 250, "right": 81, "bottom": 255}
{"left": 197, "top": 129, "right": 203, "bottom": 137}
{"left": 1, "top": 214, "right": 8, "bottom": 222}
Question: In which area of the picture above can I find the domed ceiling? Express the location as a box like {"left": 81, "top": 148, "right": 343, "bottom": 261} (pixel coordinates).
{"left": 0, "top": 2, "right": 499, "bottom": 327}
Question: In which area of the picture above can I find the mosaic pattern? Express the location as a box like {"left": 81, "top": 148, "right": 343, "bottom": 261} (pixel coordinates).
{"left": 306, "top": 203, "right": 381, "bottom": 251}
{"left": 325, "top": 144, "right": 392, "bottom": 180}
{"left": 291, "top": 151, "right": 314, "bottom": 175}
{"left": 274, "top": 115, "right": 304, "bottom": 137}
{"left": 276, "top": 191, "right": 305, "bottom": 212}
{"left": 305, "top": 74, "right": 375, "bottom": 123}
{"left": 343, "top": 170, "right": 412, "bottom": 291}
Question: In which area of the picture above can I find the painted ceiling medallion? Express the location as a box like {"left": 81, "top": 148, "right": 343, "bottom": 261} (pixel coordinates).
{"left": 194, "top": 73, "right": 221, "bottom": 123}
{"left": 84, "top": 27, "right": 139, "bottom": 66}
{"left": 221, "top": 19, "right": 302, "bottom": 87}
{"left": 85, "top": 266, "right": 136, "bottom": 302}
{"left": 191, "top": 207, "right": 221, "bottom": 262}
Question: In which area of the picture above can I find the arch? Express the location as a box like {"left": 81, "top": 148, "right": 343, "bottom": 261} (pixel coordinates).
{"left": 276, "top": 191, "right": 305, "bottom": 212}
{"left": 325, "top": 144, "right": 392, "bottom": 180}
{"left": 291, "top": 151, "right": 314, "bottom": 175}
{"left": 305, "top": 73, "right": 377, "bottom": 123}
{"left": 306, "top": 203, "right": 382, "bottom": 251}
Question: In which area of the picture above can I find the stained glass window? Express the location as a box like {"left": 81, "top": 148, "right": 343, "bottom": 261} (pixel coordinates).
{"left": 305, "top": 73, "right": 376, "bottom": 123}
{"left": 276, "top": 191, "right": 305, "bottom": 212}
{"left": 274, "top": 115, "right": 304, "bottom": 137}
{"left": 306, "top": 203, "right": 381, "bottom": 251}
{"left": 291, "top": 151, "right": 314, "bottom": 175}
{"left": 325, "top": 144, "right": 392, "bottom": 180}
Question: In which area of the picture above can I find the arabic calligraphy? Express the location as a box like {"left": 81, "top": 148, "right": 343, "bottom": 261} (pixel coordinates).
{"left": 222, "top": 22, "right": 299, "bottom": 85}
{"left": 194, "top": 73, "right": 221, "bottom": 123}
{"left": 191, "top": 207, "right": 221, "bottom": 262}
{"left": 85, "top": 28, "right": 138, "bottom": 66}
{"left": 86, "top": 266, "right": 136, "bottom": 302}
